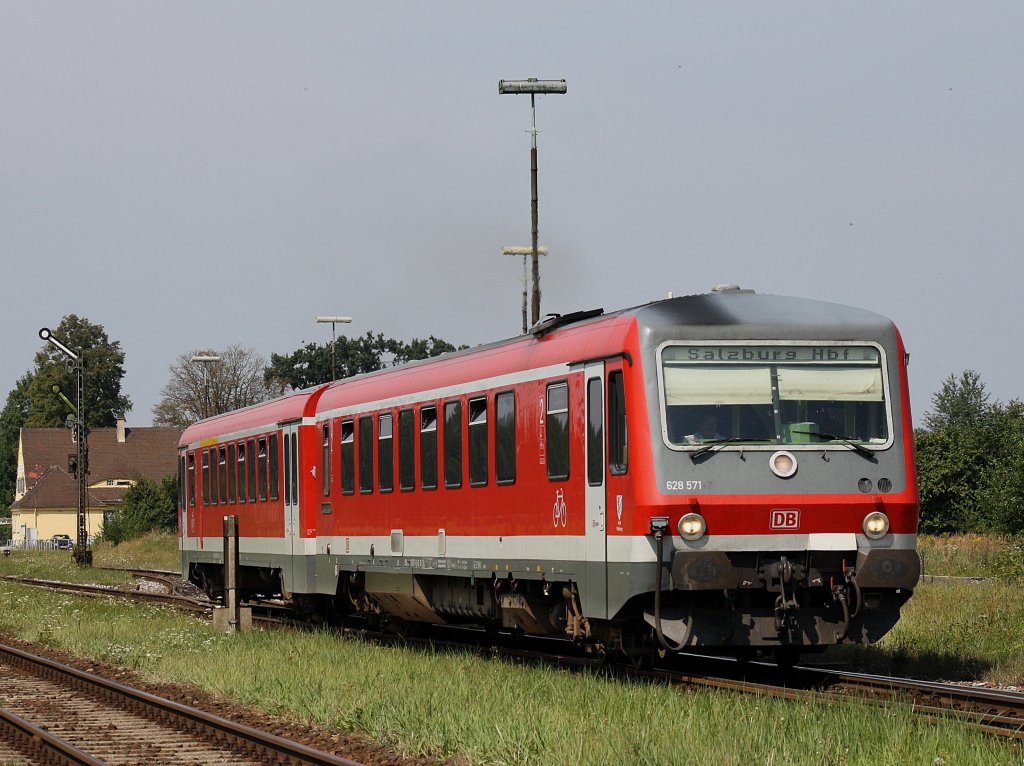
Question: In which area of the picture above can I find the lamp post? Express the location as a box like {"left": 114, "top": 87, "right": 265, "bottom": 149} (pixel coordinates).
{"left": 499, "top": 77, "right": 566, "bottom": 326}
{"left": 38, "top": 326, "right": 91, "bottom": 567}
{"left": 502, "top": 246, "right": 548, "bottom": 334}
{"left": 190, "top": 355, "right": 222, "bottom": 420}
{"left": 315, "top": 316, "right": 353, "bottom": 381}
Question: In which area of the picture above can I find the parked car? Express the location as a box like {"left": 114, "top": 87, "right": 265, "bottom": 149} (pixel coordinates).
{"left": 51, "top": 534, "right": 73, "bottom": 550}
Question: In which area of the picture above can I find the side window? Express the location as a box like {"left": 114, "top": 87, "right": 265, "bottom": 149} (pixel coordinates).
{"left": 340, "top": 420, "right": 355, "bottom": 495}
{"left": 227, "top": 444, "right": 236, "bottom": 503}
{"left": 587, "top": 377, "right": 604, "bottom": 486}
{"left": 359, "top": 416, "right": 373, "bottom": 493}
{"left": 322, "top": 424, "right": 331, "bottom": 496}
{"left": 420, "top": 406, "right": 438, "bottom": 490}
{"left": 546, "top": 382, "right": 570, "bottom": 480}
{"left": 257, "top": 437, "right": 268, "bottom": 501}
{"left": 444, "top": 400, "right": 462, "bottom": 488}
{"left": 468, "top": 396, "right": 488, "bottom": 487}
{"left": 399, "top": 409, "right": 415, "bottom": 492}
{"left": 218, "top": 446, "right": 228, "bottom": 504}
{"left": 379, "top": 413, "right": 394, "bottom": 492}
{"left": 495, "top": 391, "right": 516, "bottom": 485}
{"left": 237, "top": 442, "right": 247, "bottom": 503}
{"left": 202, "top": 449, "right": 210, "bottom": 506}
{"left": 269, "top": 434, "right": 280, "bottom": 501}
{"left": 246, "top": 438, "right": 256, "bottom": 501}
{"left": 188, "top": 452, "right": 196, "bottom": 507}
{"left": 608, "top": 371, "right": 629, "bottom": 475}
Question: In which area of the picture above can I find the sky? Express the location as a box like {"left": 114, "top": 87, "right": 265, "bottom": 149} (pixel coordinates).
{"left": 2, "top": 2, "right": 1022, "bottom": 426}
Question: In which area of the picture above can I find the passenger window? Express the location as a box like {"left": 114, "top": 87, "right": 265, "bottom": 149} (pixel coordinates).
{"left": 495, "top": 391, "right": 516, "bottom": 484}
{"left": 399, "top": 409, "right": 415, "bottom": 491}
{"left": 444, "top": 400, "right": 462, "bottom": 488}
{"left": 218, "top": 446, "right": 228, "bottom": 504}
{"left": 202, "top": 449, "right": 211, "bottom": 506}
{"left": 322, "top": 424, "right": 331, "bottom": 496}
{"left": 546, "top": 382, "right": 570, "bottom": 480}
{"left": 269, "top": 434, "right": 279, "bottom": 501}
{"left": 340, "top": 420, "right": 355, "bottom": 495}
{"left": 359, "top": 416, "right": 373, "bottom": 493}
{"left": 247, "top": 438, "right": 256, "bottom": 501}
{"left": 587, "top": 378, "right": 604, "bottom": 486}
{"left": 237, "top": 442, "right": 247, "bottom": 503}
{"left": 188, "top": 452, "right": 196, "bottom": 507}
{"left": 420, "top": 406, "right": 438, "bottom": 490}
{"left": 227, "top": 444, "right": 236, "bottom": 503}
{"left": 608, "top": 371, "right": 628, "bottom": 475}
{"left": 257, "top": 437, "right": 268, "bottom": 501}
{"left": 379, "top": 413, "right": 394, "bottom": 492}
{"left": 468, "top": 397, "right": 488, "bottom": 487}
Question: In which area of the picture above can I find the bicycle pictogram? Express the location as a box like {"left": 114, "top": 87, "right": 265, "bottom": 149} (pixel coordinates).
{"left": 552, "top": 488, "right": 567, "bottom": 527}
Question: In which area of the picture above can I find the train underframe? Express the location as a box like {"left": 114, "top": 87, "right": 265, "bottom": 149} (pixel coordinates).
{"left": 188, "top": 544, "right": 919, "bottom": 661}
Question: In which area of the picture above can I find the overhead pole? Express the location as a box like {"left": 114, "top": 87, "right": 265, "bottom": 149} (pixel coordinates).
{"left": 502, "top": 246, "right": 548, "bottom": 334}
{"left": 499, "top": 78, "right": 566, "bottom": 326}
{"left": 315, "top": 316, "right": 353, "bottom": 381}
{"left": 38, "top": 327, "right": 91, "bottom": 567}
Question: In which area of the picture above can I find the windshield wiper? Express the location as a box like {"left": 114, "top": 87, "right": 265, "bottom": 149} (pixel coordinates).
{"left": 790, "top": 430, "right": 876, "bottom": 459}
{"left": 690, "top": 436, "right": 762, "bottom": 461}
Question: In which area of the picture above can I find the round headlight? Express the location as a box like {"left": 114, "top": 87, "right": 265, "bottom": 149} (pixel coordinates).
{"left": 769, "top": 450, "right": 798, "bottom": 478}
{"left": 678, "top": 513, "right": 707, "bottom": 541}
{"left": 863, "top": 511, "right": 890, "bottom": 539}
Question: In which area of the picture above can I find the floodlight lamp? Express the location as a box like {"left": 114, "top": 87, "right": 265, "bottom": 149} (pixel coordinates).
{"left": 315, "top": 316, "right": 353, "bottom": 324}
{"left": 498, "top": 79, "right": 567, "bottom": 95}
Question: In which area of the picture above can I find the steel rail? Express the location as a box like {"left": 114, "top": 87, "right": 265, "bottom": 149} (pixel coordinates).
{"left": 0, "top": 643, "right": 366, "bottom": 766}
{"left": 7, "top": 574, "right": 1022, "bottom": 740}
{"left": 1, "top": 574, "right": 212, "bottom": 611}
{"left": 0, "top": 704, "right": 108, "bottom": 766}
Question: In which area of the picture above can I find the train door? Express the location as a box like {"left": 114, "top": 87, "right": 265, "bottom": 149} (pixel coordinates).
{"left": 584, "top": 361, "right": 608, "bottom": 618}
{"left": 281, "top": 421, "right": 301, "bottom": 594}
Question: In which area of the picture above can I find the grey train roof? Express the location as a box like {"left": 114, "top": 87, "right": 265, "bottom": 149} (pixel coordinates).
{"left": 625, "top": 290, "right": 897, "bottom": 344}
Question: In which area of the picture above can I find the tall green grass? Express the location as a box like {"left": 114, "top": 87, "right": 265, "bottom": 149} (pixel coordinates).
{"left": 2, "top": 533, "right": 1023, "bottom": 763}
{"left": 1, "top": 582, "right": 1022, "bottom": 765}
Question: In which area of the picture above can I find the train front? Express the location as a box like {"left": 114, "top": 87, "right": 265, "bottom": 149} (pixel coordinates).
{"left": 636, "top": 291, "right": 920, "bottom": 656}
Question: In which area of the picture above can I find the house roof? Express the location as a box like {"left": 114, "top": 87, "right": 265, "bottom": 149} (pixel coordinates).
{"left": 10, "top": 465, "right": 105, "bottom": 511}
{"left": 19, "top": 426, "right": 181, "bottom": 490}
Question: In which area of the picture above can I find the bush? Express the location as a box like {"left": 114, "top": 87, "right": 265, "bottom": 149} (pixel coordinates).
{"left": 101, "top": 475, "right": 177, "bottom": 545}
{"left": 991, "top": 539, "right": 1024, "bottom": 583}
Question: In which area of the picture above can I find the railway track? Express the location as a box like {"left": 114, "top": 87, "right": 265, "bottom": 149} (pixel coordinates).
{"left": 0, "top": 641, "right": 366, "bottom": 766}
{"left": 5, "top": 571, "right": 1023, "bottom": 744}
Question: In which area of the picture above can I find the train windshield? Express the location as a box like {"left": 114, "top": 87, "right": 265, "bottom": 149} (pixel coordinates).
{"left": 659, "top": 344, "right": 890, "bottom": 449}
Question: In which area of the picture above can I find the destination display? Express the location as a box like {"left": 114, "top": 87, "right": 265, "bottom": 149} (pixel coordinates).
{"left": 662, "top": 345, "right": 880, "bottom": 364}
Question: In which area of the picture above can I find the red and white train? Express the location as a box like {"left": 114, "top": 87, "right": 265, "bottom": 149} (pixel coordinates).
{"left": 178, "top": 287, "right": 920, "bottom": 660}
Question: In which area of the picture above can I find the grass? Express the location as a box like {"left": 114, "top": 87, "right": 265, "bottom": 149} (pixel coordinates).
{"left": 918, "top": 533, "right": 1019, "bottom": 577}
{"left": 1, "top": 533, "right": 1023, "bottom": 765}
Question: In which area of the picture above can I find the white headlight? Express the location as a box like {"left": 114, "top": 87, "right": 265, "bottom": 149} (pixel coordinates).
{"left": 678, "top": 513, "right": 707, "bottom": 541}
{"left": 863, "top": 511, "right": 890, "bottom": 539}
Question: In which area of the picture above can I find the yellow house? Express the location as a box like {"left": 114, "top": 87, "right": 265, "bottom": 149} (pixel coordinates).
{"left": 9, "top": 419, "right": 181, "bottom": 545}
{"left": 9, "top": 466, "right": 106, "bottom": 543}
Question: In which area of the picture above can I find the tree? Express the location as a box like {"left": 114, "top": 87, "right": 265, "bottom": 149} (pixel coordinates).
{"left": 101, "top": 475, "right": 177, "bottom": 545}
{"left": 0, "top": 374, "right": 33, "bottom": 510}
{"left": 915, "top": 370, "right": 1024, "bottom": 535}
{"left": 24, "top": 314, "right": 132, "bottom": 429}
{"left": 923, "top": 370, "right": 991, "bottom": 431}
{"left": 153, "top": 345, "right": 276, "bottom": 427}
{"left": 265, "top": 332, "right": 465, "bottom": 392}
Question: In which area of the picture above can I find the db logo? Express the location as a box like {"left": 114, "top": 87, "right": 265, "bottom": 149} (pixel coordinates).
{"left": 770, "top": 509, "right": 800, "bottom": 530}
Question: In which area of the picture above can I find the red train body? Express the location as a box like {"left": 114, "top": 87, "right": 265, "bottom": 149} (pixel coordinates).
{"left": 179, "top": 289, "right": 920, "bottom": 659}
